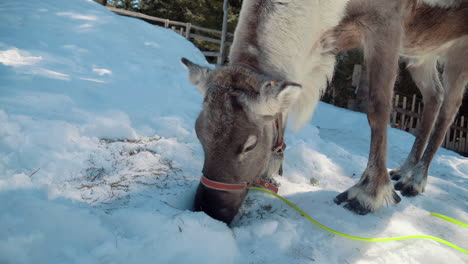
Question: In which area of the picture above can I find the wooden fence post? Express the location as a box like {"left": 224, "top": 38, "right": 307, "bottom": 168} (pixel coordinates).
{"left": 185, "top": 23, "right": 191, "bottom": 39}
{"left": 351, "top": 64, "right": 362, "bottom": 93}
{"left": 417, "top": 102, "right": 422, "bottom": 128}
{"left": 458, "top": 116, "right": 465, "bottom": 152}
{"left": 444, "top": 123, "right": 450, "bottom": 148}
{"left": 392, "top": 94, "right": 399, "bottom": 126}
{"left": 409, "top": 94, "right": 416, "bottom": 133}
{"left": 464, "top": 116, "right": 467, "bottom": 153}
{"left": 217, "top": 0, "right": 229, "bottom": 65}
{"left": 464, "top": 116, "right": 468, "bottom": 153}
{"left": 451, "top": 119, "right": 457, "bottom": 150}
{"left": 402, "top": 96, "right": 407, "bottom": 130}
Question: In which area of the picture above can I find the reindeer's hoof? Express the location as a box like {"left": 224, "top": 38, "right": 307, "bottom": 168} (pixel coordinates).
{"left": 401, "top": 186, "right": 419, "bottom": 197}
{"left": 394, "top": 165, "right": 427, "bottom": 197}
{"left": 392, "top": 190, "right": 402, "bottom": 203}
{"left": 395, "top": 181, "right": 424, "bottom": 197}
{"left": 333, "top": 191, "right": 348, "bottom": 205}
{"left": 334, "top": 191, "right": 371, "bottom": 215}
{"left": 334, "top": 186, "right": 401, "bottom": 215}
{"left": 389, "top": 170, "right": 402, "bottom": 181}
{"left": 344, "top": 198, "right": 371, "bottom": 215}
{"left": 394, "top": 181, "right": 404, "bottom": 190}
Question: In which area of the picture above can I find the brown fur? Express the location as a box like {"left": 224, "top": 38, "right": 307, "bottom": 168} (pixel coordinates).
{"left": 331, "top": 1, "right": 468, "bottom": 55}
{"left": 229, "top": 0, "right": 272, "bottom": 72}
{"left": 184, "top": 0, "right": 468, "bottom": 223}
{"left": 328, "top": 0, "right": 468, "bottom": 199}
{"left": 404, "top": 2, "right": 468, "bottom": 55}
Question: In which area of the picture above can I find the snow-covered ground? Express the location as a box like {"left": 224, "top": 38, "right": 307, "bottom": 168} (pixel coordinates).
{"left": 0, "top": 0, "right": 466, "bottom": 263}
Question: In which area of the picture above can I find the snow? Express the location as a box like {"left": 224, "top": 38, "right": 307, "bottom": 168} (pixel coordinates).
{"left": 0, "top": 0, "right": 466, "bottom": 263}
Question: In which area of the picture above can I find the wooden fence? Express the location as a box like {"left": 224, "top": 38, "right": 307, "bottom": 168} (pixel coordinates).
{"left": 391, "top": 93, "right": 468, "bottom": 155}
{"left": 107, "top": 7, "right": 233, "bottom": 64}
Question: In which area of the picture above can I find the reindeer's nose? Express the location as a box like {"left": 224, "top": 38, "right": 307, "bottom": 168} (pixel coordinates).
{"left": 193, "top": 184, "right": 244, "bottom": 225}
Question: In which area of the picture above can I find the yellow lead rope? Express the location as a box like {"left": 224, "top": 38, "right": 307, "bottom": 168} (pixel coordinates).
{"left": 249, "top": 187, "right": 468, "bottom": 255}
{"left": 430, "top": 213, "right": 468, "bottom": 228}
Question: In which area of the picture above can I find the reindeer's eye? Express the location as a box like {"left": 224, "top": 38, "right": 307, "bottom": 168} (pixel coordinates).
{"left": 244, "top": 142, "right": 257, "bottom": 152}
{"left": 243, "top": 135, "right": 258, "bottom": 153}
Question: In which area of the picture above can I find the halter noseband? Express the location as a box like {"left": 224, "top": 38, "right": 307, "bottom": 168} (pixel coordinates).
{"left": 200, "top": 175, "right": 279, "bottom": 193}
{"left": 199, "top": 113, "right": 285, "bottom": 194}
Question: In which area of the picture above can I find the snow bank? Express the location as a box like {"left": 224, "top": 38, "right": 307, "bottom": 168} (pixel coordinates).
{"left": 0, "top": 0, "right": 466, "bottom": 263}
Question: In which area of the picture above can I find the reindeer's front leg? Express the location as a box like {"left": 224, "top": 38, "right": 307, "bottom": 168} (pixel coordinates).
{"left": 334, "top": 18, "right": 402, "bottom": 214}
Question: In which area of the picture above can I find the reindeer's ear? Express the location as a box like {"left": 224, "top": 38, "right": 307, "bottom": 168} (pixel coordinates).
{"left": 181, "top": 58, "right": 211, "bottom": 95}
{"left": 247, "top": 81, "right": 302, "bottom": 116}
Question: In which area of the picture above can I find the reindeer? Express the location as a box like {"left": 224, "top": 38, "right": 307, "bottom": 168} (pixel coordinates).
{"left": 182, "top": 0, "right": 468, "bottom": 224}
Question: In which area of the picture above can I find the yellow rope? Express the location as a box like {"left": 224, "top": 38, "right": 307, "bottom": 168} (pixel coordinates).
{"left": 430, "top": 213, "right": 468, "bottom": 228}
{"left": 249, "top": 187, "right": 468, "bottom": 255}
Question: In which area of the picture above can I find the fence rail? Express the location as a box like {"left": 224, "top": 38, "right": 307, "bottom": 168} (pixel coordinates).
{"left": 391, "top": 93, "right": 468, "bottom": 155}
{"left": 107, "top": 7, "right": 233, "bottom": 64}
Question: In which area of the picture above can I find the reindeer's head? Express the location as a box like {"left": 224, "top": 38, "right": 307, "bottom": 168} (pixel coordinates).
{"left": 182, "top": 58, "right": 301, "bottom": 224}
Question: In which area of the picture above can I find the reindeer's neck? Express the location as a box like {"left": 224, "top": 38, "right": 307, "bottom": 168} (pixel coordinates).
{"left": 229, "top": 0, "right": 349, "bottom": 81}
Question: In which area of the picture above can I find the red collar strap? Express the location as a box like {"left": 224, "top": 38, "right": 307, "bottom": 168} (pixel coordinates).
{"left": 254, "top": 178, "right": 279, "bottom": 193}
{"left": 200, "top": 175, "right": 279, "bottom": 193}
{"left": 272, "top": 141, "right": 286, "bottom": 154}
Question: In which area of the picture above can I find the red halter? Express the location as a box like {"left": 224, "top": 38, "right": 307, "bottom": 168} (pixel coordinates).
{"left": 200, "top": 175, "right": 279, "bottom": 193}
{"left": 198, "top": 113, "right": 285, "bottom": 194}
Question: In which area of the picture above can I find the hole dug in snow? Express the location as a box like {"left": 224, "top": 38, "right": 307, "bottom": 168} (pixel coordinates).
{"left": 74, "top": 137, "right": 185, "bottom": 204}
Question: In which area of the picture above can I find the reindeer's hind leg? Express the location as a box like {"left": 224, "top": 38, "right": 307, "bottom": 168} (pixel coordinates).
{"left": 335, "top": 3, "right": 403, "bottom": 214}
{"left": 390, "top": 57, "right": 444, "bottom": 181}
{"left": 395, "top": 39, "right": 468, "bottom": 197}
